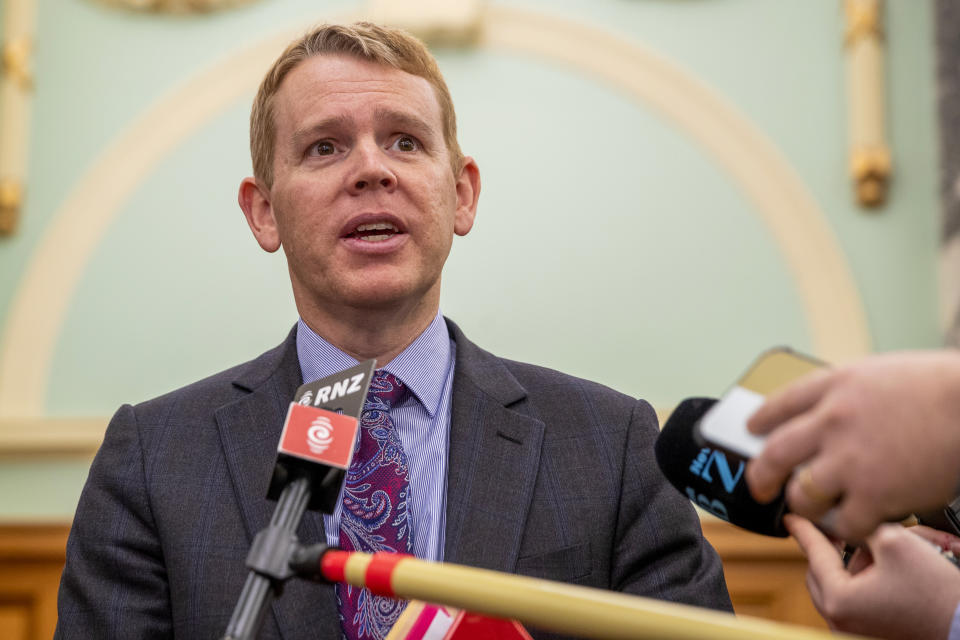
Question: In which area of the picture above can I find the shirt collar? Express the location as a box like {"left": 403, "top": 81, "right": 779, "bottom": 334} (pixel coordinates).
{"left": 296, "top": 312, "right": 452, "bottom": 418}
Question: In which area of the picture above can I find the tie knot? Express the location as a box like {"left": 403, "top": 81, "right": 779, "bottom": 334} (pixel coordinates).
{"left": 367, "top": 370, "right": 409, "bottom": 410}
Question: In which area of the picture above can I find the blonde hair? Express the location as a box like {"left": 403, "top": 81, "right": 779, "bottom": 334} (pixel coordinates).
{"left": 250, "top": 22, "right": 463, "bottom": 187}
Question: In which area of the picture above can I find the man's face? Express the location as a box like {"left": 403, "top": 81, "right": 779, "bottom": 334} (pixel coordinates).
{"left": 241, "top": 54, "right": 479, "bottom": 319}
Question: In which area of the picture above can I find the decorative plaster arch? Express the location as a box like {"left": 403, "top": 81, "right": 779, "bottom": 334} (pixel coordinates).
{"left": 0, "top": 5, "right": 870, "bottom": 423}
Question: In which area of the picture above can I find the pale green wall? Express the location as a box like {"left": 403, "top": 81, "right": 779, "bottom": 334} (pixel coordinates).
{"left": 0, "top": 0, "right": 939, "bottom": 518}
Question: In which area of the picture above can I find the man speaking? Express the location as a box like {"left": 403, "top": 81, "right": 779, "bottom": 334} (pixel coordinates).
{"left": 54, "top": 22, "right": 731, "bottom": 639}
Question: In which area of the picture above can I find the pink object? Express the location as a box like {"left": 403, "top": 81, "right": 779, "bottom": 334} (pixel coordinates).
{"left": 444, "top": 612, "right": 533, "bottom": 640}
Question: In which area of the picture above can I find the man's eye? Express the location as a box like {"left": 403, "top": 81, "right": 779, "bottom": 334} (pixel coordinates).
{"left": 393, "top": 136, "right": 419, "bottom": 152}
{"left": 312, "top": 141, "right": 336, "bottom": 156}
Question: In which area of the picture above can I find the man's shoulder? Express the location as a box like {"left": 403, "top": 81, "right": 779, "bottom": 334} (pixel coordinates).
{"left": 448, "top": 320, "right": 651, "bottom": 425}
{"left": 499, "top": 357, "right": 636, "bottom": 406}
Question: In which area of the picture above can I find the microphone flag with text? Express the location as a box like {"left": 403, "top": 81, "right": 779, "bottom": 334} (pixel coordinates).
{"left": 222, "top": 359, "right": 377, "bottom": 640}
{"left": 654, "top": 397, "right": 789, "bottom": 537}
{"left": 267, "top": 360, "right": 375, "bottom": 512}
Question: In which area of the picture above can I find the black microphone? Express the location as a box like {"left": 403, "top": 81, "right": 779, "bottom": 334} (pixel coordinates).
{"left": 222, "top": 359, "right": 377, "bottom": 640}
{"left": 654, "top": 397, "right": 789, "bottom": 537}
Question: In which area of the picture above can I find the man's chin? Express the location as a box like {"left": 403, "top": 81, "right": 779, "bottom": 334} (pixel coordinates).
{"left": 337, "top": 281, "right": 435, "bottom": 312}
{"left": 294, "top": 268, "right": 441, "bottom": 317}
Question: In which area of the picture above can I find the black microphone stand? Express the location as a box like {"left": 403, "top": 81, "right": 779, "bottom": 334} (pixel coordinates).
{"left": 221, "top": 477, "right": 330, "bottom": 640}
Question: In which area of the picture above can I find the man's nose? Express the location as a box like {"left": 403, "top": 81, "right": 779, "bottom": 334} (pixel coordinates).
{"left": 347, "top": 143, "right": 397, "bottom": 194}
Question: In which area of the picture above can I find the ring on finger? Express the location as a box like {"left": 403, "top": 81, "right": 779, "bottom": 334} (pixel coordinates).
{"left": 796, "top": 465, "right": 839, "bottom": 505}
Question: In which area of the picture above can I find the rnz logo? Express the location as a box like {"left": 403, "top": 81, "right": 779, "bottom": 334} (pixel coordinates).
{"left": 307, "top": 416, "right": 334, "bottom": 454}
{"left": 685, "top": 447, "right": 744, "bottom": 521}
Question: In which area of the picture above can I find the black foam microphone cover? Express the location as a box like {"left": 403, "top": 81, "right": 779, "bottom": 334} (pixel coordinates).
{"left": 655, "top": 397, "right": 789, "bottom": 537}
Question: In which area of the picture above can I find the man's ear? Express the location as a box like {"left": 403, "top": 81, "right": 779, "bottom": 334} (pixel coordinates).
{"left": 453, "top": 157, "right": 481, "bottom": 236}
{"left": 239, "top": 177, "right": 281, "bottom": 252}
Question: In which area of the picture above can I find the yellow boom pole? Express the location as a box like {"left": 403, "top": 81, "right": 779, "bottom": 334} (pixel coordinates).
{"left": 321, "top": 550, "right": 868, "bottom": 640}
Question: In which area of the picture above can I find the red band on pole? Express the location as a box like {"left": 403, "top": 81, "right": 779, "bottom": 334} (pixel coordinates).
{"left": 365, "top": 553, "right": 410, "bottom": 597}
{"left": 321, "top": 550, "right": 349, "bottom": 584}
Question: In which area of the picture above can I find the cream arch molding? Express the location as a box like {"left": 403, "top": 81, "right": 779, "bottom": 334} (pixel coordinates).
{"left": 0, "top": 5, "right": 871, "bottom": 447}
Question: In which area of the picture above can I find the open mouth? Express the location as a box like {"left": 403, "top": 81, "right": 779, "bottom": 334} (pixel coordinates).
{"left": 345, "top": 221, "right": 402, "bottom": 243}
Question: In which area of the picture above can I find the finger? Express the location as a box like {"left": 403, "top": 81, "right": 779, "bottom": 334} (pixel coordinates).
{"left": 867, "top": 524, "right": 960, "bottom": 586}
{"left": 907, "top": 525, "right": 960, "bottom": 554}
{"left": 863, "top": 523, "right": 909, "bottom": 559}
{"left": 827, "top": 496, "right": 886, "bottom": 543}
{"left": 746, "top": 410, "right": 826, "bottom": 503}
{"left": 908, "top": 524, "right": 950, "bottom": 545}
{"left": 784, "top": 459, "right": 844, "bottom": 524}
{"left": 785, "top": 514, "right": 849, "bottom": 587}
{"left": 803, "top": 566, "right": 825, "bottom": 613}
{"left": 817, "top": 508, "right": 842, "bottom": 541}
{"left": 747, "top": 368, "right": 835, "bottom": 435}
{"left": 844, "top": 545, "right": 873, "bottom": 575}
{"left": 786, "top": 518, "right": 829, "bottom": 614}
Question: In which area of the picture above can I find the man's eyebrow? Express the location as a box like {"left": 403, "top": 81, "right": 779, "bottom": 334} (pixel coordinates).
{"left": 291, "top": 116, "right": 351, "bottom": 146}
{"left": 374, "top": 108, "right": 436, "bottom": 137}
{"left": 289, "top": 110, "right": 437, "bottom": 148}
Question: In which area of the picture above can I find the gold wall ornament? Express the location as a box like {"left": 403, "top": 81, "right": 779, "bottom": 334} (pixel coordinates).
{"left": 0, "top": 179, "right": 22, "bottom": 236}
{"left": 366, "top": 0, "right": 485, "bottom": 45}
{"left": 844, "top": 0, "right": 882, "bottom": 46}
{"left": 1, "top": 0, "right": 37, "bottom": 238}
{"left": 850, "top": 146, "right": 891, "bottom": 207}
{"left": 2, "top": 37, "right": 33, "bottom": 90}
{"left": 844, "top": 0, "right": 890, "bottom": 208}
{"left": 92, "top": 0, "right": 258, "bottom": 14}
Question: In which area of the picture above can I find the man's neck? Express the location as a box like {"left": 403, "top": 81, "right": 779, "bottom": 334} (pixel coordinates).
{"left": 297, "top": 296, "right": 440, "bottom": 368}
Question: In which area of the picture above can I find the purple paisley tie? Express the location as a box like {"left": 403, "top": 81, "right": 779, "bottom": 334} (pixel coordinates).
{"left": 336, "top": 370, "right": 413, "bottom": 640}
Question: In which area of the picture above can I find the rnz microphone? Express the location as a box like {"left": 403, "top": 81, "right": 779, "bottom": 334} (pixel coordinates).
{"left": 654, "top": 397, "right": 789, "bottom": 537}
{"left": 267, "top": 359, "right": 377, "bottom": 513}
{"left": 223, "top": 359, "right": 377, "bottom": 640}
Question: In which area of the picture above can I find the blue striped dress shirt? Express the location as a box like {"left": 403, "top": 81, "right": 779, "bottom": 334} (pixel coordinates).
{"left": 296, "top": 312, "right": 455, "bottom": 562}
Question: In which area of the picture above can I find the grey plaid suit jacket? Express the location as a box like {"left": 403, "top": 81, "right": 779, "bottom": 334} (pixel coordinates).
{"left": 55, "top": 319, "right": 731, "bottom": 639}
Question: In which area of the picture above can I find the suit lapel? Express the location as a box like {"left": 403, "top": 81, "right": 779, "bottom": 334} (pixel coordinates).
{"left": 215, "top": 328, "right": 337, "bottom": 640}
{"left": 443, "top": 321, "right": 545, "bottom": 573}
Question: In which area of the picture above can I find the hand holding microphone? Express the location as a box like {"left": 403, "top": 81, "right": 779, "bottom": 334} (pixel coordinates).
{"left": 744, "top": 351, "right": 960, "bottom": 542}
{"left": 655, "top": 348, "right": 834, "bottom": 538}
{"left": 658, "top": 348, "right": 960, "bottom": 543}
{"left": 655, "top": 348, "right": 960, "bottom": 640}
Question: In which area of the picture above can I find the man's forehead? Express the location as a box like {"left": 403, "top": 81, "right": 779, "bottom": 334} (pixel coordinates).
{"left": 272, "top": 54, "right": 441, "bottom": 130}
{"left": 280, "top": 54, "right": 435, "bottom": 103}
